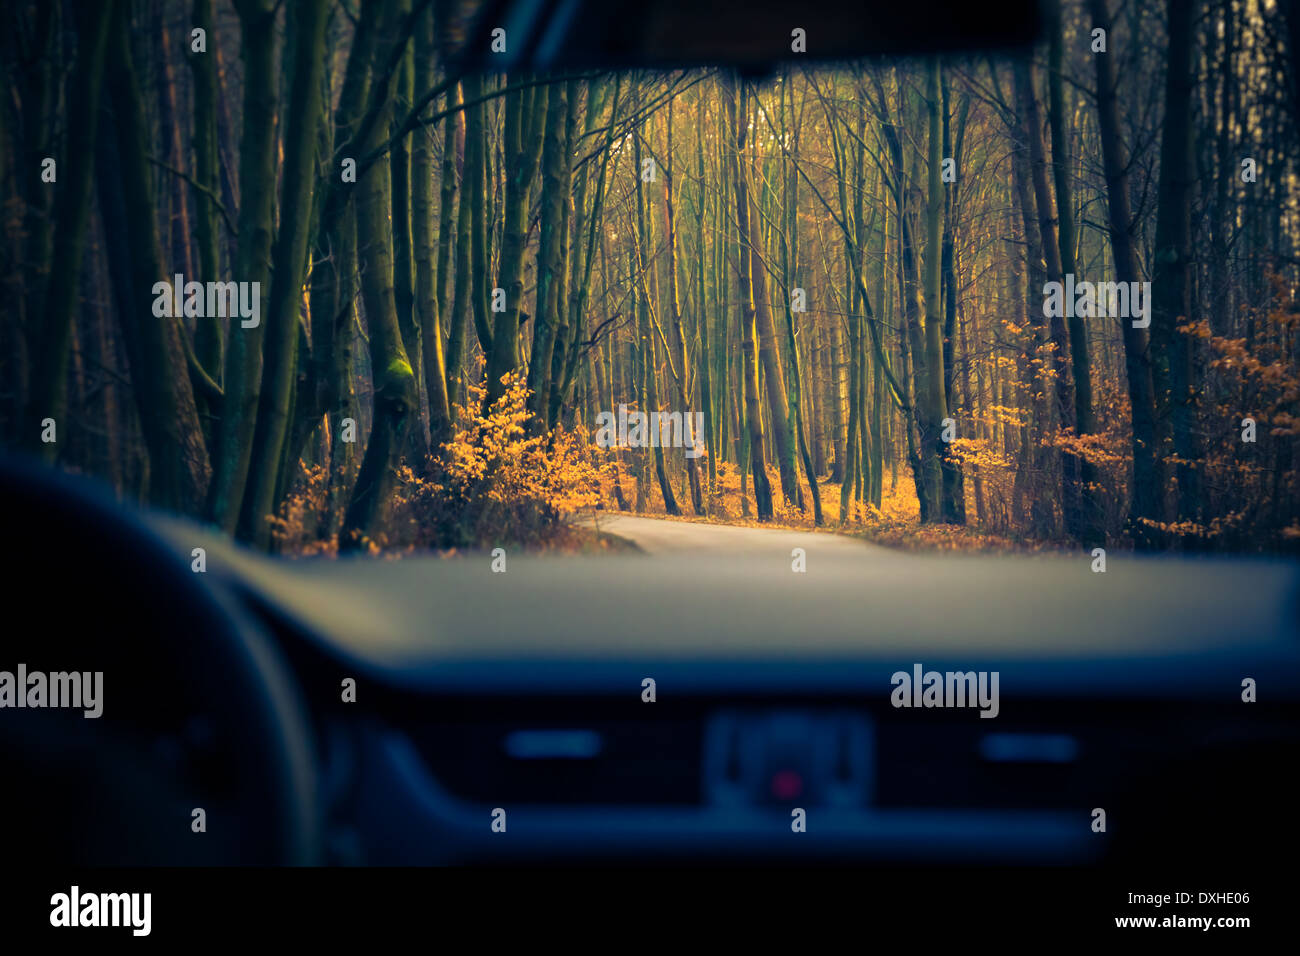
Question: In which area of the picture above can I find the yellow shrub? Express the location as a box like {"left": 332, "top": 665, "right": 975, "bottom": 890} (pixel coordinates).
{"left": 397, "top": 370, "right": 612, "bottom": 549}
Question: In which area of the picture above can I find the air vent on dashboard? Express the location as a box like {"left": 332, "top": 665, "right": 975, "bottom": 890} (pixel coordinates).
{"left": 410, "top": 717, "right": 703, "bottom": 805}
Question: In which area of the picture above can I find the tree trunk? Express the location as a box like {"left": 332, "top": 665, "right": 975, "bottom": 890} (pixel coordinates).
{"left": 209, "top": 0, "right": 279, "bottom": 531}
{"left": 483, "top": 79, "right": 547, "bottom": 410}
{"left": 310, "top": 0, "right": 376, "bottom": 536}
{"left": 189, "top": 0, "right": 223, "bottom": 381}
{"left": 1046, "top": 0, "right": 1101, "bottom": 544}
{"left": 527, "top": 80, "right": 569, "bottom": 426}
{"left": 661, "top": 98, "right": 705, "bottom": 514}
{"left": 340, "top": 1, "right": 419, "bottom": 550}
{"left": 29, "top": 0, "right": 111, "bottom": 462}
{"left": 632, "top": 129, "right": 680, "bottom": 515}
{"left": 695, "top": 89, "right": 717, "bottom": 495}
{"left": 1089, "top": 0, "right": 1161, "bottom": 547}
{"left": 415, "top": 7, "right": 450, "bottom": 445}
{"left": 738, "top": 86, "right": 799, "bottom": 509}
{"left": 725, "top": 78, "right": 773, "bottom": 518}
{"left": 780, "top": 82, "right": 823, "bottom": 525}
{"left": 99, "top": 5, "right": 211, "bottom": 515}
{"left": 447, "top": 81, "right": 475, "bottom": 407}
{"left": 939, "top": 70, "right": 967, "bottom": 523}
{"left": 1151, "top": 0, "right": 1201, "bottom": 541}
{"left": 829, "top": 312, "right": 847, "bottom": 483}
{"left": 239, "top": 0, "right": 329, "bottom": 548}
{"left": 923, "top": 59, "right": 957, "bottom": 523}
{"left": 389, "top": 11, "right": 426, "bottom": 463}
{"left": 467, "top": 75, "right": 492, "bottom": 362}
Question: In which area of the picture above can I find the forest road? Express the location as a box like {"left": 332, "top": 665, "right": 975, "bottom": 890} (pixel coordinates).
{"left": 575, "top": 512, "right": 891, "bottom": 559}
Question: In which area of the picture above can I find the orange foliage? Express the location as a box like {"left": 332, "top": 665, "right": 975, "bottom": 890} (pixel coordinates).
{"left": 268, "top": 463, "right": 339, "bottom": 556}
{"left": 395, "top": 369, "right": 612, "bottom": 549}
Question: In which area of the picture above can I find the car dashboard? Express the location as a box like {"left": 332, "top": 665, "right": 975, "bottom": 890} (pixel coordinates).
{"left": 172, "top": 520, "right": 1300, "bottom": 866}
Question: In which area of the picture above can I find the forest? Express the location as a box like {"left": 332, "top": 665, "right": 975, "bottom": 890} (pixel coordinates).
{"left": 2, "top": 0, "right": 1299, "bottom": 555}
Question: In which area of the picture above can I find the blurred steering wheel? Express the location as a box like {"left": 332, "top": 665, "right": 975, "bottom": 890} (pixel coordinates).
{"left": 0, "top": 454, "right": 319, "bottom": 865}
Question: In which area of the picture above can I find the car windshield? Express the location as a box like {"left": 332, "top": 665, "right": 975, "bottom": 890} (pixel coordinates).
{"left": 3, "top": 0, "right": 1295, "bottom": 558}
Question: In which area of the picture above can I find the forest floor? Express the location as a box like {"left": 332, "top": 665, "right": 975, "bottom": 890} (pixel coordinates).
{"left": 590, "top": 462, "right": 1063, "bottom": 555}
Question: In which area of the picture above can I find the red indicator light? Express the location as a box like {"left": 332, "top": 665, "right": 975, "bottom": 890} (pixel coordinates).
{"left": 770, "top": 769, "right": 803, "bottom": 800}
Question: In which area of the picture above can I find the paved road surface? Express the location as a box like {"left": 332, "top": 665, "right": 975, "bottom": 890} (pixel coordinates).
{"left": 578, "top": 512, "right": 888, "bottom": 559}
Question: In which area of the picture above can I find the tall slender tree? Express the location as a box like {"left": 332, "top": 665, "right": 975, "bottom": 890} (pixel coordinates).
{"left": 726, "top": 78, "right": 774, "bottom": 518}
{"left": 209, "top": 0, "right": 279, "bottom": 531}
{"left": 28, "top": 0, "right": 111, "bottom": 462}
{"left": 1089, "top": 0, "right": 1162, "bottom": 546}
{"left": 340, "top": 0, "right": 419, "bottom": 549}
{"left": 239, "top": 0, "right": 329, "bottom": 547}
{"left": 99, "top": 3, "right": 211, "bottom": 514}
